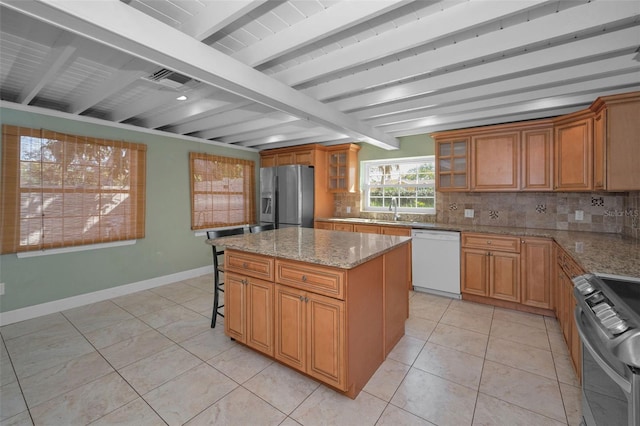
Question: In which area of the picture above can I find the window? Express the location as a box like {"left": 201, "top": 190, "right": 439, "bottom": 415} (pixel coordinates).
{"left": 362, "top": 156, "right": 436, "bottom": 214}
{"left": 1, "top": 125, "right": 146, "bottom": 254}
{"left": 189, "top": 152, "right": 255, "bottom": 230}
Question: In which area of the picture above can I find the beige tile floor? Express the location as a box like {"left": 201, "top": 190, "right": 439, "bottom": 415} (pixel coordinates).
{"left": 0, "top": 275, "right": 582, "bottom": 425}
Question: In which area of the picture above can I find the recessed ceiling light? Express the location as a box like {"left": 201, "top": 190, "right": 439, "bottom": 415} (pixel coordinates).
{"left": 176, "top": 95, "right": 187, "bottom": 101}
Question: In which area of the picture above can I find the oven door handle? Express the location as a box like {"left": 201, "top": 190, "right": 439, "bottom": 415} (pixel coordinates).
{"left": 574, "top": 307, "right": 632, "bottom": 394}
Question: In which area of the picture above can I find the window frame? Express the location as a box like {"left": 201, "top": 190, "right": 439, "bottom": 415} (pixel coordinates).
{"left": 189, "top": 152, "right": 256, "bottom": 230}
{"left": 361, "top": 156, "right": 436, "bottom": 215}
{"left": 0, "top": 125, "right": 146, "bottom": 254}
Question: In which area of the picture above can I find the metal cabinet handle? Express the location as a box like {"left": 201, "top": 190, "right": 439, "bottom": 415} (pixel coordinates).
{"left": 487, "top": 240, "right": 492, "bottom": 245}
{"left": 305, "top": 297, "right": 309, "bottom": 302}
{"left": 243, "top": 262, "right": 248, "bottom": 268}
{"left": 299, "top": 295, "right": 304, "bottom": 301}
{"left": 301, "top": 275, "right": 307, "bottom": 282}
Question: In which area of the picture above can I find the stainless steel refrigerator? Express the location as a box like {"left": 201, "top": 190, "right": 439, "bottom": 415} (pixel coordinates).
{"left": 260, "top": 165, "right": 314, "bottom": 228}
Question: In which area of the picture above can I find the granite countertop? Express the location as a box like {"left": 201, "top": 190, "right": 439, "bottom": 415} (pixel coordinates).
{"left": 205, "top": 227, "right": 411, "bottom": 269}
{"left": 316, "top": 217, "right": 640, "bottom": 278}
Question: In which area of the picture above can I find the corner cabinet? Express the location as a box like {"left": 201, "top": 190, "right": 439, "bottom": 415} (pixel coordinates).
{"left": 435, "top": 138, "right": 469, "bottom": 191}
{"left": 591, "top": 92, "right": 640, "bottom": 191}
{"left": 521, "top": 237, "right": 553, "bottom": 310}
{"left": 554, "top": 113, "right": 593, "bottom": 191}
{"left": 327, "top": 144, "right": 360, "bottom": 193}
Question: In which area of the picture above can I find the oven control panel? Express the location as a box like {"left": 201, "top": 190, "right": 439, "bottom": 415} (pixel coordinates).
{"left": 584, "top": 291, "right": 630, "bottom": 336}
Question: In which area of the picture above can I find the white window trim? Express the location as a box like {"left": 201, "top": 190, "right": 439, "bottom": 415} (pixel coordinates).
{"left": 362, "top": 156, "right": 436, "bottom": 215}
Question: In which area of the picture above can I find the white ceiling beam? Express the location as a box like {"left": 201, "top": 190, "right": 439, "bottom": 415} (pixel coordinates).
{"left": 234, "top": 129, "right": 347, "bottom": 148}
{"left": 272, "top": 0, "right": 552, "bottom": 86}
{"left": 195, "top": 111, "right": 298, "bottom": 139}
{"left": 16, "top": 31, "right": 77, "bottom": 104}
{"left": 304, "top": 1, "right": 638, "bottom": 101}
{"left": 2, "top": 0, "right": 399, "bottom": 149}
{"left": 180, "top": 0, "right": 269, "bottom": 41}
{"left": 329, "top": 26, "right": 640, "bottom": 112}
{"left": 241, "top": 135, "right": 353, "bottom": 150}
{"left": 169, "top": 103, "right": 270, "bottom": 135}
{"left": 219, "top": 120, "right": 318, "bottom": 144}
{"left": 361, "top": 66, "right": 640, "bottom": 126}
{"left": 232, "top": 0, "right": 410, "bottom": 67}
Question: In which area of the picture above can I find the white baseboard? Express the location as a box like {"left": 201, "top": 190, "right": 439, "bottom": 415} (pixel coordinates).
{"left": 0, "top": 266, "right": 213, "bottom": 326}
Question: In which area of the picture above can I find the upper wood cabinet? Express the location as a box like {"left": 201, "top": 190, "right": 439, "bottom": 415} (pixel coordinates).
{"left": 521, "top": 126, "right": 553, "bottom": 191}
{"left": 434, "top": 123, "right": 553, "bottom": 192}
{"left": 260, "top": 146, "right": 316, "bottom": 167}
{"left": 327, "top": 144, "right": 360, "bottom": 193}
{"left": 471, "top": 131, "right": 520, "bottom": 191}
{"left": 591, "top": 92, "right": 640, "bottom": 191}
{"left": 435, "top": 138, "right": 470, "bottom": 191}
{"left": 554, "top": 114, "right": 593, "bottom": 191}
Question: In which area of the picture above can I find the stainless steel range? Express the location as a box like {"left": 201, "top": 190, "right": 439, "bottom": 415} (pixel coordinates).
{"left": 573, "top": 273, "right": 640, "bottom": 426}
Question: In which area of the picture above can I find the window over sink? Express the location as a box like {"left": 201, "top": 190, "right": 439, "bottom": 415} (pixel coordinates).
{"left": 362, "top": 156, "right": 436, "bottom": 214}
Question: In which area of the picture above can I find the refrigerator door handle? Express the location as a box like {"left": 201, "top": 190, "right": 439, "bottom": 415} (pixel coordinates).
{"left": 274, "top": 175, "right": 279, "bottom": 229}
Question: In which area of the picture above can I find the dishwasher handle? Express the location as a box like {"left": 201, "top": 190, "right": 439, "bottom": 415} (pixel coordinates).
{"left": 411, "top": 230, "right": 460, "bottom": 241}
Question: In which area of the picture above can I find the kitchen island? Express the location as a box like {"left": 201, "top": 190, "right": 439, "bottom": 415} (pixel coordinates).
{"left": 206, "top": 227, "right": 411, "bottom": 399}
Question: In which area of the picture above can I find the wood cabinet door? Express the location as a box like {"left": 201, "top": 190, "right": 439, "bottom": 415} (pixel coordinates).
{"left": 353, "top": 224, "right": 379, "bottom": 234}
{"left": 261, "top": 155, "right": 276, "bottom": 168}
{"left": 489, "top": 251, "right": 520, "bottom": 302}
{"left": 554, "top": 118, "right": 593, "bottom": 191}
{"left": 471, "top": 132, "right": 519, "bottom": 191}
{"left": 461, "top": 248, "right": 488, "bottom": 296}
{"left": 605, "top": 100, "right": 640, "bottom": 190}
{"left": 224, "top": 272, "right": 247, "bottom": 342}
{"left": 559, "top": 272, "right": 572, "bottom": 345}
{"left": 333, "top": 223, "right": 354, "bottom": 232}
{"left": 521, "top": 127, "right": 553, "bottom": 191}
{"left": 379, "top": 226, "right": 411, "bottom": 236}
{"left": 436, "top": 139, "right": 469, "bottom": 191}
{"left": 593, "top": 110, "right": 606, "bottom": 190}
{"left": 306, "top": 292, "right": 346, "bottom": 390}
{"left": 274, "top": 285, "right": 306, "bottom": 371}
{"left": 521, "top": 238, "right": 553, "bottom": 309}
{"left": 314, "top": 221, "right": 333, "bottom": 230}
{"left": 246, "top": 277, "right": 274, "bottom": 356}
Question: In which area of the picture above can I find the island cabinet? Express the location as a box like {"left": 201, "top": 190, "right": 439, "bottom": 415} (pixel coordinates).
{"left": 591, "top": 92, "right": 640, "bottom": 191}
{"left": 553, "top": 112, "right": 594, "bottom": 191}
{"left": 214, "top": 227, "right": 411, "bottom": 399}
{"left": 224, "top": 251, "right": 275, "bottom": 356}
{"left": 461, "top": 232, "right": 554, "bottom": 316}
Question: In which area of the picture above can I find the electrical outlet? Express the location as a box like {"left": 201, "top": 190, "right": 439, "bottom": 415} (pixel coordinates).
{"left": 0, "top": 283, "right": 4, "bottom": 295}
{"left": 575, "top": 210, "right": 584, "bottom": 221}
{"left": 464, "top": 209, "right": 474, "bottom": 218}
{"left": 346, "top": 206, "right": 351, "bottom": 214}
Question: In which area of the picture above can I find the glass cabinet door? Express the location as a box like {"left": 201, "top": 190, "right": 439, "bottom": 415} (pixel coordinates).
{"left": 436, "top": 139, "right": 469, "bottom": 191}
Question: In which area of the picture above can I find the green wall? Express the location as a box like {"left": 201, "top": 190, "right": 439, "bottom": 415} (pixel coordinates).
{"left": 0, "top": 108, "right": 259, "bottom": 313}
{"left": 357, "top": 133, "right": 434, "bottom": 162}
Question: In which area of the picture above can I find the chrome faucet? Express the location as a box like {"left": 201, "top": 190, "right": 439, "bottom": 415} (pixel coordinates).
{"left": 389, "top": 197, "right": 400, "bottom": 221}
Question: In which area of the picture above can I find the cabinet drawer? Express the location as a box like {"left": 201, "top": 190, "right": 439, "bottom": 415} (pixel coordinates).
{"left": 225, "top": 250, "right": 274, "bottom": 281}
{"left": 556, "top": 246, "right": 585, "bottom": 278}
{"left": 462, "top": 233, "right": 520, "bottom": 253}
{"left": 276, "top": 260, "right": 345, "bottom": 300}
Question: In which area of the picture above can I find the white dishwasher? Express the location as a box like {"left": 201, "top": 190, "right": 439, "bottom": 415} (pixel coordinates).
{"left": 411, "top": 229, "right": 461, "bottom": 299}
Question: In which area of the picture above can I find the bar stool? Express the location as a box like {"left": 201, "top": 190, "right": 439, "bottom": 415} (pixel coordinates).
{"left": 206, "top": 227, "right": 245, "bottom": 328}
{"left": 250, "top": 223, "right": 275, "bottom": 233}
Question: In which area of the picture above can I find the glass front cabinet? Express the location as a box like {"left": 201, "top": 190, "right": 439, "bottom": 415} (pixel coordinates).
{"left": 436, "top": 138, "right": 469, "bottom": 191}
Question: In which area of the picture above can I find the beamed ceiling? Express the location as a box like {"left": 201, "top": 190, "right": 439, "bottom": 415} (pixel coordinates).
{"left": 1, "top": 0, "right": 639, "bottom": 151}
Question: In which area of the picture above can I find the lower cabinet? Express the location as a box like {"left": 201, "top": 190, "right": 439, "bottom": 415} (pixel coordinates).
{"left": 461, "top": 233, "right": 554, "bottom": 315}
{"left": 274, "top": 284, "right": 345, "bottom": 390}
{"left": 225, "top": 272, "right": 274, "bottom": 357}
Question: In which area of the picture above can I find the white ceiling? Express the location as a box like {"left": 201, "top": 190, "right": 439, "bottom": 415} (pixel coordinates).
{"left": 1, "top": 0, "right": 639, "bottom": 151}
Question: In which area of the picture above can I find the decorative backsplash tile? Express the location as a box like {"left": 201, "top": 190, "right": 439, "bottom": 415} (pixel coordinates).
{"left": 437, "top": 191, "right": 639, "bottom": 239}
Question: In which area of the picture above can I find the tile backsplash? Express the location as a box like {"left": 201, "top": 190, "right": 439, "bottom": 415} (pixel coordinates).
{"left": 332, "top": 190, "right": 639, "bottom": 240}
{"left": 437, "top": 191, "right": 639, "bottom": 239}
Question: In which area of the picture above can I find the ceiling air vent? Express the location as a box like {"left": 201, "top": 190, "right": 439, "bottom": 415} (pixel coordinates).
{"left": 143, "top": 68, "right": 193, "bottom": 89}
